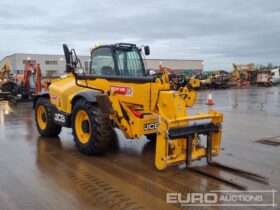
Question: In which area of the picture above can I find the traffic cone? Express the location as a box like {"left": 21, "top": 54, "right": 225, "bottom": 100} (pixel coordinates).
{"left": 206, "top": 92, "right": 214, "bottom": 105}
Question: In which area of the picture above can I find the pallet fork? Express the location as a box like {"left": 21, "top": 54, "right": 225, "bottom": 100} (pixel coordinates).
{"left": 185, "top": 132, "right": 268, "bottom": 190}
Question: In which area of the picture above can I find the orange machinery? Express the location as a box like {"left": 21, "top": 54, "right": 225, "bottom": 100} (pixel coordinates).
{"left": 14, "top": 63, "right": 43, "bottom": 97}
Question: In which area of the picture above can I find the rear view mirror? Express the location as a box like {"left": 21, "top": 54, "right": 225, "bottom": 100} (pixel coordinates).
{"left": 144, "top": 46, "right": 150, "bottom": 55}
{"left": 63, "top": 44, "right": 72, "bottom": 73}
{"left": 63, "top": 44, "right": 71, "bottom": 64}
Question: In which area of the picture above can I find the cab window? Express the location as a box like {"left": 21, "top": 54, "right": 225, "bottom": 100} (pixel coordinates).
{"left": 115, "top": 48, "right": 144, "bottom": 76}
{"left": 90, "top": 48, "right": 116, "bottom": 75}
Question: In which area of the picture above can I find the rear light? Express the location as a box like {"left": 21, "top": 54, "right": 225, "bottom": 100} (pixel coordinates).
{"left": 131, "top": 110, "right": 143, "bottom": 119}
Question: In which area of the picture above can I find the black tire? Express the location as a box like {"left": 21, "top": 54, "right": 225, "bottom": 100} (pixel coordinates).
{"left": 35, "top": 97, "right": 62, "bottom": 137}
{"left": 72, "top": 99, "right": 113, "bottom": 155}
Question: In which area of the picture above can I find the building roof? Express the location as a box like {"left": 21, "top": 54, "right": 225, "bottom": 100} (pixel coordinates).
{"left": 0, "top": 53, "right": 90, "bottom": 63}
{"left": 1, "top": 53, "right": 203, "bottom": 62}
{"left": 145, "top": 58, "right": 203, "bottom": 62}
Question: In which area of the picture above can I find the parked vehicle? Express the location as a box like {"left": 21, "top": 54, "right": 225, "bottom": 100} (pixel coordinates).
{"left": 271, "top": 68, "right": 280, "bottom": 85}
{"left": 257, "top": 71, "right": 272, "bottom": 87}
{"left": 231, "top": 63, "right": 256, "bottom": 86}
{"left": 169, "top": 74, "right": 186, "bottom": 90}
{"left": 211, "top": 74, "right": 230, "bottom": 89}
{"left": 196, "top": 74, "right": 211, "bottom": 89}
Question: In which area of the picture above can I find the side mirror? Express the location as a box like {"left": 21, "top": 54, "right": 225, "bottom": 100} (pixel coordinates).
{"left": 63, "top": 44, "right": 72, "bottom": 73}
{"left": 144, "top": 46, "right": 150, "bottom": 55}
{"left": 63, "top": 44, "right": 71, "bottom": 64}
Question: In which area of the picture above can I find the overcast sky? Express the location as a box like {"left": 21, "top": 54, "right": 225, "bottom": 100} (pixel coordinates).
{"left": 0, "top": 0, "right": 279, "bottom": 70}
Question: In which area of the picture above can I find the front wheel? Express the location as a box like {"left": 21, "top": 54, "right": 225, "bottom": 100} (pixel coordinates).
{"left": 72, "top": 99, "right": 113, "bottom": 155}
{"left": 35, "top": 97, "right": 62, "bottom": 137}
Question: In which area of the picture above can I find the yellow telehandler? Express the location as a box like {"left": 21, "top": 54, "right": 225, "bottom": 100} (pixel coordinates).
{"left": 34, "top": 43, "right": 267, "bottom": 189}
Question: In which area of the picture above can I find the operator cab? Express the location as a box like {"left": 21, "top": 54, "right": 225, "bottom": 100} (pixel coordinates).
{"left": 90, "top": 43, "right": 149, "bottom": 77}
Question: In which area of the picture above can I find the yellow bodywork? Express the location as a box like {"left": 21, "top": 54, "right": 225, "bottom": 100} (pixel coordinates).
{"left": 49, "top": 69, "right": 223, "bottom": 170}
{"left": 0, "top": 64, "right": 10, "bottom": 82}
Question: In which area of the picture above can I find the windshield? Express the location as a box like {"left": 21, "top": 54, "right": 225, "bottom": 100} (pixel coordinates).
{"left": 30, "top": 74, "right": 36, "bottom": 89}
{"left": 115, "top": 48, "right": 144, "bottom": 76}
{"left": 90, "top": 46, "right": 145, "bottom": 76}
{"left": 90, "top": 47, "right": 115, "bottom": 75}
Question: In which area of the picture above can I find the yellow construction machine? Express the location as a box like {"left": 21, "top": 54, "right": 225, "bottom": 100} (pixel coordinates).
{"left": 0, "top": 64, "right": 18, "bottom": 99}
{"left": 0, "top": 64, "right": 10, "bottom": 83}
{"left": 34, "top": 43, "right": 267, "bottom": 189}
{"left": 232, "top": 63, "right": 247, "bottom": 81}
{"left": 160, "top": 66, "right": 200, "bottom": 90}
{"left": 188, "top": 76, "right": 201, "bottom": 89}
{"left": 232, "top": 63, "right": 257, "bottom": 84}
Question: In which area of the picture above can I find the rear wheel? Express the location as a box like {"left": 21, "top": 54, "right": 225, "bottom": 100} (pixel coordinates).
{"left": 35, "top": 97, "right": 62, "bottom": 137}
{"left": 72, "top": 99, "right": 113, "bottom": 155}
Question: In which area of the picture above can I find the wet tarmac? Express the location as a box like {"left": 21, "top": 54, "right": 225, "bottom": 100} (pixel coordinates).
{"left": 0, "top": 86, "right": 279, "bottom": 210}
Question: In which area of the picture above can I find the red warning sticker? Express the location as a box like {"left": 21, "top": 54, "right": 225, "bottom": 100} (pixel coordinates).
{"left": 51, "top": 95, "right": 58, "bottom": 100}
{"left": 110, "top": 85, "right": 133, "bottom": 96}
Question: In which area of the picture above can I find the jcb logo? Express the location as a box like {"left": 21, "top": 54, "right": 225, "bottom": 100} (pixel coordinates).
{"left": 54, "top": 113, "right": 65, "bottom": 123}
{"left": 144, "top": 122, "right": 159, "bottom": 131}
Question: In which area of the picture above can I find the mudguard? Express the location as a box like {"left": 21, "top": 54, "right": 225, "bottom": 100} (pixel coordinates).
{"left": 33, "top": 92, "right": 50, "bottom": 108}
{"left": 71, "top": 91, "right": 99, "bottom": 104}
{"left": 71, "top": 91, "right": 114, "bottom": 114}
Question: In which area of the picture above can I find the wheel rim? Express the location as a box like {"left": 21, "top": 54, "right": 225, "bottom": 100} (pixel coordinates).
{"left": 75, "top": 110, "right": 91, "bottom": 144}
{"left": 37, "top": 105, "right": 47, "bottom": 130}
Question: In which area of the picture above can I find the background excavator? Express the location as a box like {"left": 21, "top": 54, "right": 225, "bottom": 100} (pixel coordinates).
{"left": 21, "top": 63, "right": 42, "bottom": 98}
{"left": 0, "top": 64, "right": 18, "bottom": 99}
{"left": 232, "top": 63, "right": 257, "bottom": 85}
{"left": 0, "top": 64, "right": 11, "bottom": 83}
{"left": 33, "top": 43, "right": 267, "bottom": 189}
{"left": 0, "top": 63, "right": 44, "bottom": 102}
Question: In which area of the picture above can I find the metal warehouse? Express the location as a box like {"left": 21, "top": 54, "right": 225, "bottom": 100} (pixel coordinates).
{"left": 0, "top": 53, "right": 203, "bottom": 77}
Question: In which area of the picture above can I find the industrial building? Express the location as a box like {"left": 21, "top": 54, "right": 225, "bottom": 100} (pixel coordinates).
{"left": 0, "top": 53, "right": 90, "bottom": 78}
{"left": 145, "top": 59, "right": 203, "bottom": 74}
{"left": 0, "top": 53, "right": 203, "bottom": 77}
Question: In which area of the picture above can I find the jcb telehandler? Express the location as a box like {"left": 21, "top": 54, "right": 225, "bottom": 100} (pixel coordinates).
{"left": 34, "top": 43, "right": 267, "bottom": 189}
